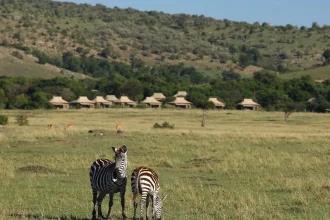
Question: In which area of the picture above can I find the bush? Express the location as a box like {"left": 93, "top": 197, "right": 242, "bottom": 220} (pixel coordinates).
{"left": 0, "top": 115, "right": 8, "bottom": 125}
{"left": 16, "top": 115, "right": 29, "bottom": 126}
{"left": 153, "top": 121, "right": 175, "bottom": 129}
{"left": 11, "top": 50, "right": 24, "bottom": 59}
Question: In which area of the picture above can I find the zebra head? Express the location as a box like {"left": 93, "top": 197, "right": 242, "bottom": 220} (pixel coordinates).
{"left": 152, "top": 193, "right": 167, "bottom": 220}
{"left": 112, "top": 144, "right": 128, "bottom": 179}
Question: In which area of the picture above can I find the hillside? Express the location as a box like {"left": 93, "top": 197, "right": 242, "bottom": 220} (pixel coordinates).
{"left": 0, "top": 46, "right": 90, "bottom": 79}
{"left": 279, "top": 65, "right": 330, "bottom": 81}
{"left": 0, "top": 0, "right": 330, "bottom": 78}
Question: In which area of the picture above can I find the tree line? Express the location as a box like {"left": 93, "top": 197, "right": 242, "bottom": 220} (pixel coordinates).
{"left": 0, "top": 54, "right": 329, "bottom": 111}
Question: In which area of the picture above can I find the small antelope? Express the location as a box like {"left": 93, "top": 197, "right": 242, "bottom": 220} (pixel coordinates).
{"left": 65, "top": 124, "right": 73, "bottom": 131}
{"left": 116, "top": 124, "right": 122, "bottom": 131}
{"left": 47, "top": 124, "right": 53, "bottom": 129}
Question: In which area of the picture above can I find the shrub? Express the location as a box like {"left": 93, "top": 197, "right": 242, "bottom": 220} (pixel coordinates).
{"left": 0, "top": 115, "right": 8, "bottom": 125}
{"left": 153, "top": 121, "right": 175, "bottom": 129}
{"left": 16, "top": 115, "right": 29, "bottom": 126}
{"left": 11, "top": 50, "right": 24, "bottom": 59}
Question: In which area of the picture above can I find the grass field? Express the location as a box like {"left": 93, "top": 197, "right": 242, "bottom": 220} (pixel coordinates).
{"left": 280, "top": 65, "right": 330, "bottom": 80}
{"left": 1, "top": 109, "right": 330, "bottom": 220}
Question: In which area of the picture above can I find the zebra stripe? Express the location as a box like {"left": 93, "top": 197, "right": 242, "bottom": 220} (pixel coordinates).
{"left": 90, "top": 145, "right": 128, "bottom": 220}
{"left": 131, "top": 166, "right": 166, "bottom": 220}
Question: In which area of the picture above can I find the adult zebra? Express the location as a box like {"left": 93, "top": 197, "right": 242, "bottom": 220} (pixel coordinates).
{"left": 131, "top": 166, "right": 167, "bottom": 220}
{"left": 90, "top": 145, "right": 128, "bottom": 220}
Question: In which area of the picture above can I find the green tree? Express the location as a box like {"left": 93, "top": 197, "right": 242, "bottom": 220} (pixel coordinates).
{"left": 118, "top": 79, "right": 144, "bottom": 101}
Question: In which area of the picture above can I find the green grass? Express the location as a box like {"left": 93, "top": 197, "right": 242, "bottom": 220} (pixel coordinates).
{"left": 1, "top": 109, "right": 330, "bottom": 219}
{"left": 280, "top": 65, "right": 330, "bottom": 80}
{"left": 0, "top": 47, "right": 91, "bottom": 79}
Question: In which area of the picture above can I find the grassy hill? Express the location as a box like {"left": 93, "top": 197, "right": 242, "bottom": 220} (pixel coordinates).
{"left": 0, "top": 0, "right": 329, "bottom": 78}
{"left": 0, "top": 46, "right": 90, "bottom": 79}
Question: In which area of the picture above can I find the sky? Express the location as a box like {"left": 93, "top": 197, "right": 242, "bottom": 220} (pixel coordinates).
{"left": 67, "top": 0, "right": 329, "bottom": 27}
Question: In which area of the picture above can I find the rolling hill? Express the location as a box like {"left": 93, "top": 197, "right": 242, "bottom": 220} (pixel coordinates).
{"left": 0, "top": 0, "right": 329, "bottom": 79}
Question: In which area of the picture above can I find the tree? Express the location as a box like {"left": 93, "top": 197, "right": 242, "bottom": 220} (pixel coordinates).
{"left": 279, "top": 102, "right": 304, "bottom": 122}
{"left": 195, "top": 101, "right": 215, "bottom": 127}
{"left": 222, "top": 71, "right": 241, "bottom": 81}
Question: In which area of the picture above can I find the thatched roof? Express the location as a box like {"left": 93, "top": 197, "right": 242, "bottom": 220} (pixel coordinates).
{"left": 93, "top": 96, "right": 110, "bottom": 104}
{"left": 141, "top": 97, "right": 162, "bottom": 105}
{"left": 208, "top": 98, "right": 225, "bottom": 107}
{"left": 106, "top": 95, "right": 118, "bottom": 102}
{"left": 49, "top": 96, "right": 69, "bottom": 104}
{"left": 169, "top": 97, "right": 191, "bottom": 105}
{"left": 71, "top": 96, "right": 93, "bottom": 104}
{"left": 115, "top": 96, "right": 136, "bottom": 104}
{"left": 237, "top": 99, "right": 259, "bottom": 106}
{"left": 307, "top": 97, "right": 320, "bottom": 103}
{"left": 174, "top": 91, "right": 188, "bottom": 97}
{"left": 152, "top": 93, "right": 166, "bottom": 100}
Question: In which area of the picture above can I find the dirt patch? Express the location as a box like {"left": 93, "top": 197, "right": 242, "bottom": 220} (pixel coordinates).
{"left": 186, "top": 157, "right": 220, "bottom": 167}
{"left": 54, "top": 140, "right": 71, "bottom": 144}
{"left": 157, "top": 160, "right": 174, "bottom": 168}
{"left": 16, "top": 165, "right": 61, "bottom": 174}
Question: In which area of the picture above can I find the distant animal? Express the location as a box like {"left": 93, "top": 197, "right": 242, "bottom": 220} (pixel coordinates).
{"left": 47, "top": 124, "right": 53, "bottom": 129}
{"left": 131, "top": 166, "right": 167, "bottom": 220}
{"left": 90, "top": 145, "right": 128, "bottom": 220}
{"left": 116, "top": 124, "right": 123, "bottom": 131}
{"left": 65, "top": 124, "right": 72, "bottom": 131}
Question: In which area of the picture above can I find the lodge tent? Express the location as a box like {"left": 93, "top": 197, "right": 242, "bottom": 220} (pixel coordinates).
{"left": 114, "top": 96, "right": 137, "bottom": 107}
{"left": 169, "top": 97, "right": 192, "bottom": 109}
{"left": 174, "top": 91, "right": 188, "bottom": 97}
{"left": 70, "top": 96, "right": 94, "bottom": 109}
{"left": 237, "top": 99, "right": 260, "bottom": 111}
{"left": 208, "top": 98, "right": 226, "bottom": 109}
{"left": 92, "top": 96, "right": 111, "bottom": 108}
{"left": 106, "top": 95, "right": 119, "bottom": 105}
{"left": 141, "top": 97, "right": 162, "bottom": 108}
{"left": 49, "top": 96, "right": 69, "bottom": 109}
{"left": 152, "top": 93, "right": 166, "bottom": 101}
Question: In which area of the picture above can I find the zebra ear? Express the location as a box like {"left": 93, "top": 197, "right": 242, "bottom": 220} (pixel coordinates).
{"left": 112, "top": 146, "right": 116, "bottom": 153}
{"left": 121, "top": 144, "right": 127, "bottom": 153}
{"left": 162, "top": 195, "right": 167, "bottom": 202}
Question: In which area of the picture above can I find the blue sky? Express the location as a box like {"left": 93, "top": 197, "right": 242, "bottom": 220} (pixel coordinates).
{"left": 67, "top": 0, "right": 329, "bottom": 27}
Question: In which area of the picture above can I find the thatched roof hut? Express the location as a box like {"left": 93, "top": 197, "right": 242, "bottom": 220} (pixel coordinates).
{"left": 49, "top": 96, "right": 69, "bottom": 109}
{"left": 169, "top": 97, "right": 192, "bottom": 109}
{"left": 92, "top": 96, "right": 111, "bottom": 108}
{"left": 106, "top": 95, "right": 119, "bottom": 104}
{"left": 114, "top": 96, "right": 137, "bottom": 107}
{"left": 152, "top": 93, "right": 166, "bottom": 101}
{"left": 237, "top": 99, "right": 260, "bottom": 111}
{"left": 174, "top": 91, "right": 188, "bottom": 97}
{"left": 71, "top": 96, "right": 94, "bottom": 109}
{"left": 141, "top": 97, "right": 162, "bottom": 108}
{"left": 307, "top": 97, "right": 320, "bottom": 104}
{"left": 208, "top": 98, "right": 226, "bottom": 109}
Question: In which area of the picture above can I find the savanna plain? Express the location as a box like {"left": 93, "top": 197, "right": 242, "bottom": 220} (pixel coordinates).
{"left": 1, "top": 109, "right": 330, "bottom": 220}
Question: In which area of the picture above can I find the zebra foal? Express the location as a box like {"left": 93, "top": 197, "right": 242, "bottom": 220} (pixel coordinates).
{"left": 90, "top": 145, "right": 128, "bottom": 220}
{"left": 131, "top": 166, "right": 167, "bottom": 220}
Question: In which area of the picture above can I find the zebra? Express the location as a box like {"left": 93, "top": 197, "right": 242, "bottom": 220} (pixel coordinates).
{"left": 131, "top": 166, "right": 167, "bottom": 220}
{"left": 90, "top": 145, "right": 128, "bottom": 220}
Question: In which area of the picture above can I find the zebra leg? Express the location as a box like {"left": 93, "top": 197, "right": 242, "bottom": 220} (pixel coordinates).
{"left": 97, "top": 192, "right": 107, "bottom": 219}
{"left": 120, "top": 190, "right": 127, "bottom": 219}
{"left": 145, "top": 195, "right": 150, "bottom": 220}
{"left": 106, "top": 192, "right": 114, "bottom": 219}
{"left": 140, "top": 193, "right": 147, "bottom": 220}
{"left": 92, "top": 189, "right": 97, "bottom": 220}
{"left": 133, "top": 193, "right": 138, "bottom": 220}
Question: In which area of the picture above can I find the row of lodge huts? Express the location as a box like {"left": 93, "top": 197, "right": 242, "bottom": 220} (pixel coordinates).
{"left": 49, "top": 91, "right": 260, "bottom": 110}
